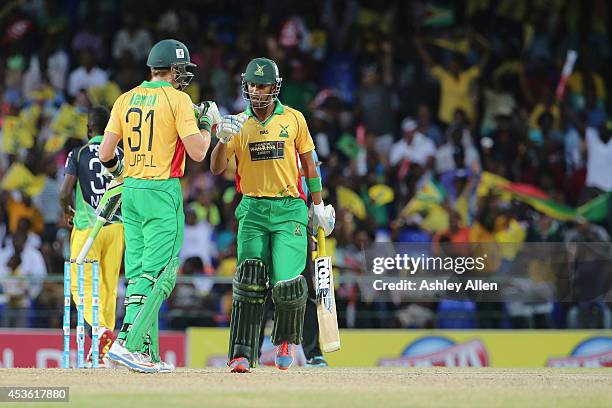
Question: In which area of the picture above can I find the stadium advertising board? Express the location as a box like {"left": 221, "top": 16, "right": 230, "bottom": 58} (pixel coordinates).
{"left": 0, "top": 329, "right": 186, "bottom": 368}
{"left": 187, "top": 328, "right": 611, "bottom": 368}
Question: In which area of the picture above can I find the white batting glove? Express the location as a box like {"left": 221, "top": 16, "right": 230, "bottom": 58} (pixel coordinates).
{"left": 216, "top": 114, "right": 247, "bottom": 144}
{"left": 309, "top": 202, "right": 336, "bottom": 237}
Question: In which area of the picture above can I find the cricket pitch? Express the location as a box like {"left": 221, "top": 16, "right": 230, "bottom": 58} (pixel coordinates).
{"left": 0, "top": 368, "right": 610, "bottom": 408}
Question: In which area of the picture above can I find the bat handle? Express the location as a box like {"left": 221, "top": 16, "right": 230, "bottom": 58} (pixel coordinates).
{"left": 317, "top": 227, "right": 326, "bottom": 257}
{"left": 75, "top": 237, "right": 93, "bottom": 264}
{"left": 75, "top": 219, "right": 103, "bottom": 264}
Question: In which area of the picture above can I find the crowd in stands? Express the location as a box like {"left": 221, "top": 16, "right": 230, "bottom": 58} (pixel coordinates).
{"left": 0, "top": 0, "right": 611, "bottom": 330}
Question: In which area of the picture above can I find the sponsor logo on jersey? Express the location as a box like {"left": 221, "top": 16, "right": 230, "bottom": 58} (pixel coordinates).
{"left": 248, "top": 141, "right": 284, "bottom": 161}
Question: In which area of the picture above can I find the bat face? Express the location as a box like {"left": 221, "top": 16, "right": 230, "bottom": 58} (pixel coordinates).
{"left": 315, "top": 256, "right": 333, "bottom": 313}
{"left": 315, "top": 228, "right": 340, "bottom": 353}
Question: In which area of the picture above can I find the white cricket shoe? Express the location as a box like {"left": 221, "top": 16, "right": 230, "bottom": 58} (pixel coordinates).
{"left": 156, "top": 360, "right": 175, "bottom": 373}
{"left": 102, "top": 353, "right": 126, "bottom": 370}
{"left": 142, "top": 353, "right": 175, "bottom": 373}
{"left": 106, "top": 341, "right": 158, "bottom": 373}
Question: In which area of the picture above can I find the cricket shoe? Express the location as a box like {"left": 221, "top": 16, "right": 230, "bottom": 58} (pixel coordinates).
{"left": 157, "top": 360, "right": 175, "bottom": 373}
{"left": 85, "top": 328, "right": 116, "bottom": 368}
{"left": 142, "top": 353, "right": 175, "bottom": 373}
{"left": 275, "top": 341, "right": 294, "bottom": 370}
{"left": 102, "top": 353, "right": 125, "bottom": 370}
{"left": 98, "top": 328, "right": 116, "bottom": 360}
{"left": 106, "top": 341, "right": 158, "bottom": 373}
{"left": 305, "top": 356, "right": 328, "bottom": 367}
{"left": 228, "top": 357, "right": 251, "bottom": 373}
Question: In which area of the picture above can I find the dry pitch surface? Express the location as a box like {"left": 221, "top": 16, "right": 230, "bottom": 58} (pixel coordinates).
{"left": 1, "top": 368, "right": 610, "bottom": 408}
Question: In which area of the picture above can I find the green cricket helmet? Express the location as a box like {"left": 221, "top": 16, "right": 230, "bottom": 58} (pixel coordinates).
{"left": 147, "top": 39, "right": 196, "bottom": 89}
{"left": 241, "top": 57, "right": 282, "bottom": 108}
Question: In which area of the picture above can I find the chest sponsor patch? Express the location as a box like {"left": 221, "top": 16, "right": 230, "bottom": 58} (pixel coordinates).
{"left": 248, "top": 141, "right": 284, "bottom": 161}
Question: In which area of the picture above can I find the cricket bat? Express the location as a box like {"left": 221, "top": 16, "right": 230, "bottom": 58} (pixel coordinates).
{"left": 314, "top": 227, "right": 340, "bottom": 353}
{"left": 75, "top": 179, "right": 123, "bottom": 264}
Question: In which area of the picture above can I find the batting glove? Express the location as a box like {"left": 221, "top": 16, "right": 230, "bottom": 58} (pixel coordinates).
{"left": 216, "top": 114, "right": 247, "bottom": 144}
{"left": 101, "top": 158, "right": 124, "bottom": 181}
{"left": 193, "top": 101, "right": 222, "bottom": 131}
{"left": 310, "top": 201, "right": 336, "bottom": 237}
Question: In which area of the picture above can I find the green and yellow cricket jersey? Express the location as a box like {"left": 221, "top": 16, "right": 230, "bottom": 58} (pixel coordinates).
{"left": 226, "top": 101, "right": 315, "bottom": 200}
{"left": 105, "top": 80, "right": 200, "bottom": 179}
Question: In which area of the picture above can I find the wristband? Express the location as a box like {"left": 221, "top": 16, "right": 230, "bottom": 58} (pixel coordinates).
{"left": 100, "top": 156, "right": 118, "bottom": 169}
{"left": 306, "top": 177, "right": 322, "bottom": 193}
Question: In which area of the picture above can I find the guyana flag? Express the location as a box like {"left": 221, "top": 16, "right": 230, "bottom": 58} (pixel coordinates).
{"left": 422, "top": 3, "right": 454, "bottom": 27}
{"left": 478, "top": 171, "right": 611, "bottom": 222}
{"left": 577, "top": 193, "right": 612, "bottom": 222}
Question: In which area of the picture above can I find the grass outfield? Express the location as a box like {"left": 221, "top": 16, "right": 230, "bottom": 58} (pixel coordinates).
{"left": 0, "top": 368, "right": 610, "bottom": 408}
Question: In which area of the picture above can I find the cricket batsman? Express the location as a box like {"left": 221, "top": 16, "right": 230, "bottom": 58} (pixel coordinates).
{"left": 59, "top": 106, "right": 124, "bottom": 367}
{"left": 210, "top": 57, "right": 335, "bottom": 373}
{"left": 99, "top": 39, "right": 241, "bottom": 373}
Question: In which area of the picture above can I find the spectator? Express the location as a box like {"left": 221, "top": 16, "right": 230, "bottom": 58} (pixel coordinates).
{"left": 67, "top": 50, "right": 108, "bottom": 97}
{"left": 112, "top": 13, "right": 153, "bottom": 62}
{"left": 167, "top": 257, "right": 209, "bottom": 329}
{"left": 416, "top": 103, "right": 443, "bottom": 146}
{"left": 179, "top": 207, "right": 217, "bottom": 268}
{"left": 34, "top": 161, "right": 62, "bottom": 244}
{"left": 564, "top": 218, "right": 611, "bottom": 329}
{"left": 435, "top": 125, "right": 480, "bottom": 175}
{"left": 579, "top": 121, "right": 612, "bottom": 232}
{"left": 71, "top": 17, "right": 105, "bottom": 61}
{"left": 354, "top": 58, "right": 396, "bottom": 155}
{"left": 4, "top": 193, "right": 44, "bottom": 236}
{"left": 414, "top": 34, "right": 488, "bottom": 125}
{"left": 282, "top": 60, "right": 317, "bottom": 119}
{"left": 389, "top": 118, "right": 435, "bottom": 169}
{"left": 0, "top": 231, "right": 47, "bottom": 327}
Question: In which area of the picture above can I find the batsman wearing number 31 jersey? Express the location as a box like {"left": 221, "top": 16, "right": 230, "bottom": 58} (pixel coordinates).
{"left": 99, "top": 39, "right": 235, "bottom": 373}
{"left": 211, "top": 57, "right": 336, "bottom": 373}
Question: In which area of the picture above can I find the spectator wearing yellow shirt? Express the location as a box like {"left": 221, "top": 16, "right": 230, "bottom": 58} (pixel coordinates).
{"left": 4, "top": 193, "right": 44, "bottom": 235}
{"left": 414, "top": 35, "right": 489, "bottom": 125}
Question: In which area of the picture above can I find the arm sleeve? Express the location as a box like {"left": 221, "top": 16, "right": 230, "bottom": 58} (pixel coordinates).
{"left": 64, "top": 148, "right": 78, "bottom": 176}
{"left": 105, "top": 95, "right": 124, "bottom": 135}
{"left": 294, "top": 110, "right": 315, "bottom": 154}
{"left": 175, "top": 93, "right": 200, "bottom": 139}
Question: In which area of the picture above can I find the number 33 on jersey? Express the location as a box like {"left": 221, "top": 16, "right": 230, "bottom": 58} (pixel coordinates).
{"left": 105, "top": 81, "right": 200, "bottom": 180}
